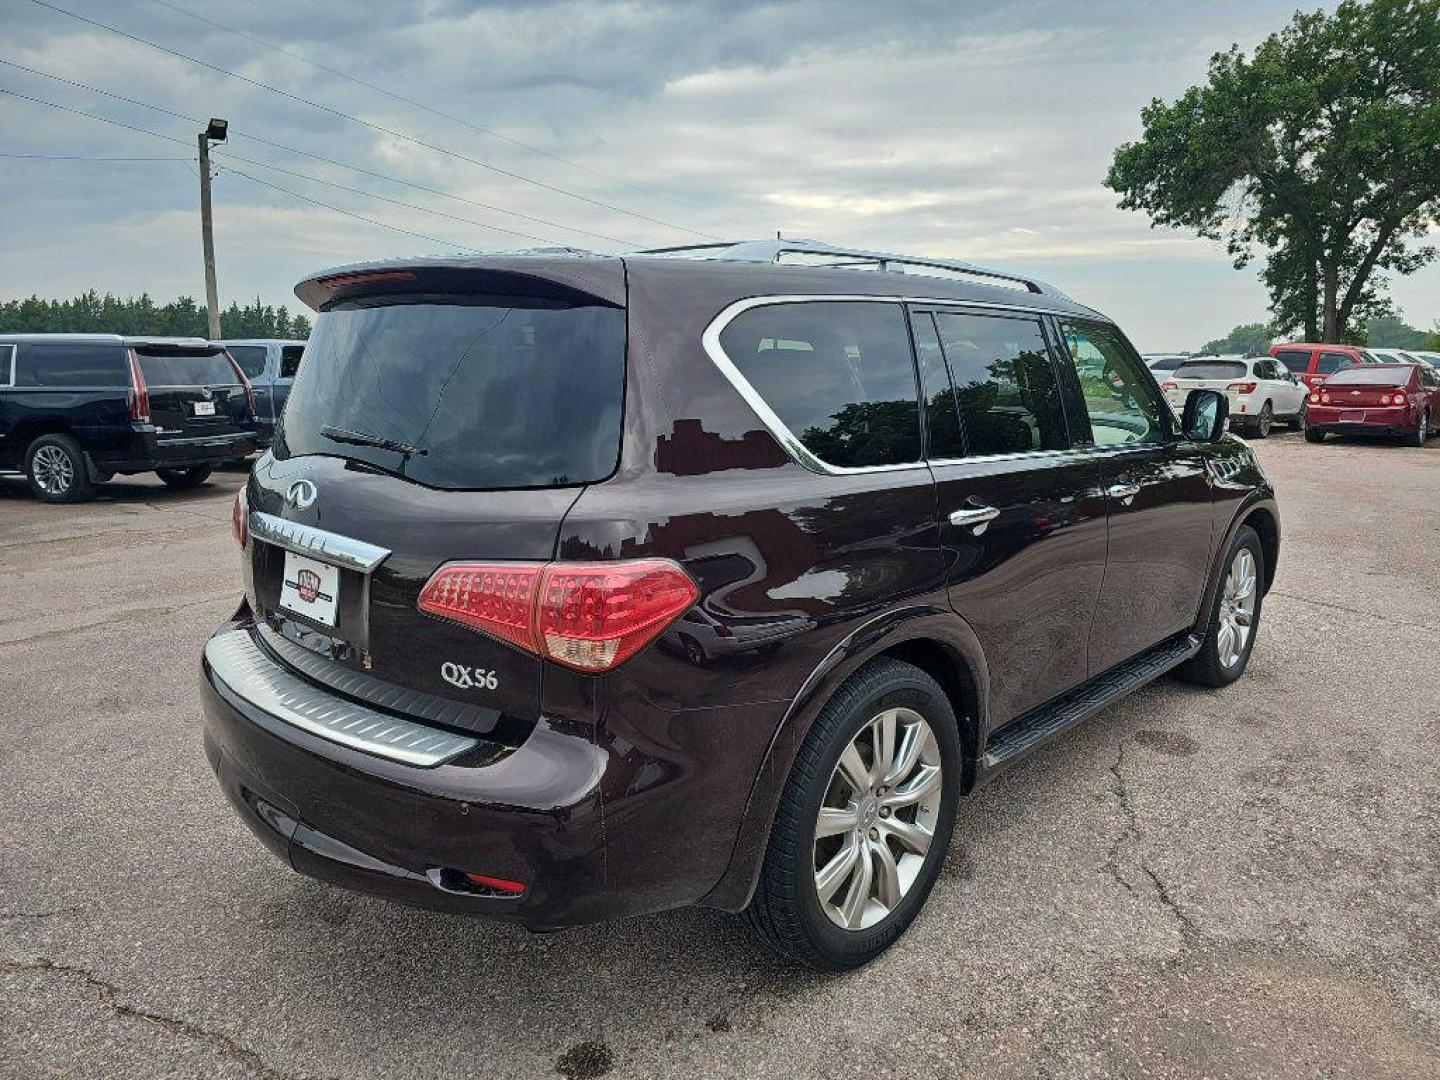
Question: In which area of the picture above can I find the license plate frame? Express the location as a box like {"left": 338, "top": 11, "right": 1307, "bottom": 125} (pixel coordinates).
{"left": 278, "top": 551, "right": 340, "bottom": 628}
{"left": 192, "top": 400, "right": 217, "bottom": 417}
{"left": 1339, "top": 410, "right": 1365, "bottom": 423}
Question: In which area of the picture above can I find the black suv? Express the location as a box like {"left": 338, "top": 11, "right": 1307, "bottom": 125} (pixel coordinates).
{"left": 200, "top": 241, "right": 1277, "bottom": 970}
{"left": 0, "top": 334, "right": 260, "bottom": 502}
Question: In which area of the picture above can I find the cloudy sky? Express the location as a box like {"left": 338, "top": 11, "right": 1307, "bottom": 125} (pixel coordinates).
{"left": 1, "top": 0, "right": 1435, "bottom": 349}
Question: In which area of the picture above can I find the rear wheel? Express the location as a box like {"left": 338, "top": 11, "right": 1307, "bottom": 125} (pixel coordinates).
{"left": 24, "top": 434, "right": 94, "bottom": 503}
{"left": 1405, "top": 411, "right": 1427, "bottom": 448}
{"left": 744, "top": 658, "right": 960, "bottom": 971}
{"left": 1304, "top": 426, "right": 1326, "bottom": 443}
{"left": 1289, "top": 401, "right": 1307, "bottom": 429}
{"left": 1252, "top": 402, "right": 1273, "bottom": 438}
{"left": 156, "top": 466, "right": 213, "bottom": 489}
{"left": 1175, "top": 525, "right": 1263, "bottom": 688}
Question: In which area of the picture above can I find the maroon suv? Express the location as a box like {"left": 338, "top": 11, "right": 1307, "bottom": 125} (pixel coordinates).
{"left": 200, "top": 241, "right": 1279, "bottom": 969}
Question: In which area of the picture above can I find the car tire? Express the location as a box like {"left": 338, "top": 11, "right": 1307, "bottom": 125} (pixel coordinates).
{"left": 1289, "top": 402, "right": 1307, "bottom": 429}
{"left": 24, "top": 433, "right": 95, "bottom": 503}
{"left": 1304, "top": 427, "right": 1325, "bottom": 444}
{"left": 1405, "top": 411, "right": 1427, "bottom": 448}
{"left": 678, "top": 633, "right": 706, "bottom": 666}
{"left": 1175, "top": 525, "right": 1264, "bottom": 688}
{"left": 743, "top": 657, "right": 961, "bottom": 971}
{"left": 1253, "top": 402, "right": 1273, "bottom": 438}
{"left": 156, "top": 466, "right": 214, "bottom": 490}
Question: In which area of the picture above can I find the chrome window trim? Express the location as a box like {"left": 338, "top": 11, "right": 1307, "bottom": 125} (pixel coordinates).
{"left": 248, "top": 511, "right": 391, "bottom": 573}
{"left": 701, "top": 293, "right": 1074, "bottom": 477}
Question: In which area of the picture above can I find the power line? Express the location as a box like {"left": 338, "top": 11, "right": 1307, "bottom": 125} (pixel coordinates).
{"left": 0, "top": 152, "right": 187, "bottom": 160}
{"left": 0, "top": 57, "right": 635, "bottom": 247}
{"left": 141, "top": 0, "right": 712, "bottom": 217}
{"left": 27, "top": 0, "right": 721, "bottom": 240}
{"left": 0, "top": 85, "right": 587, "bottom": 250}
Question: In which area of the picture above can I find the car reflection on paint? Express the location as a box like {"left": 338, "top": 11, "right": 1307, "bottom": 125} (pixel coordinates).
{"left": 662, "top": 608, "right": 816, "bottom": 664}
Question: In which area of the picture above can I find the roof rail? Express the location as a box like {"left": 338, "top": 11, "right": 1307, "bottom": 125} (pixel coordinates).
{"left": 636, "top": 238, "right": 1069, "bottom": 299}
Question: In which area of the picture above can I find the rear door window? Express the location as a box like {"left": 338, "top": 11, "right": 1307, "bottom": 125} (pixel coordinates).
{"left": 1317, "top": 351, "right": 1354, "bottom": 374}
{"left": 933, "top": 311, "right": 1069, "bottom": 455}
{"left": 14, "top": 343, "right": 128, "bottom": 387}
{"left": 1274, "top": 349, "right": 1311, "bottom": 374}
{"left": 276, "top": 294, "right": 626, "bottom": 490}
{"left": 909, "top": 312, "right": 964, "bottom": 459}
{"left": 717, "top": 301, "right": 921, "bottom": 468}
{"left": 227, "top": 346, "right": 268, "bottom": 380}
{"left": 136, "top": 350, "right": 239, "bottom": 386}
{"left": 279, "top": 346, "right": 304, "bottom": 379}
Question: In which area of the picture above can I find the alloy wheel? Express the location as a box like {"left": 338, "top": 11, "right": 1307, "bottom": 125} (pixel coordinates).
{"left": 1257, "top": 404, "right": 1272, "bottom": 436}
{"left": 812, "top": 707, "right": 942, "bottom": 931}
{"left": 1216, "top": 548, "right": 1257, "bottom": 668}
{"left": 31, "top": 445, "right": 74, "bottom": 496}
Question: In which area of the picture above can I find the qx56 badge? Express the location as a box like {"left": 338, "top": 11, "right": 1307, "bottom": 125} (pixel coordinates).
{"left": 441, "top": 662, "right": 499, "bottom": 691}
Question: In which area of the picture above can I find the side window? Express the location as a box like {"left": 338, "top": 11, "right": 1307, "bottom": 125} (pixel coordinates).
{"left": 1317, "top": 351, "right": 1353, "bottom": 374}
{"left": 717, "top": 301, "right": 921, "bottom": 469}
{"left": 931, "top": 311, "right": 1068, "bottom": 455}
{"left": 14, "top": 344, "right": 128, "bottom": 387}
{"left": 227, "top": 346, "right": 267, "bottom": 380}
{"left": 280, "top": 346, "right": 304, "bottom": 379}
{"left": 1275, "top": 349, "right": 1311, "bottom": 374}
{"left": 1057, "top": 322, "right": 1168, "bottom": 447}
{"left": 909, "top": 312, "right": 964, "bottom": 459}
{"left": 0, "top": 344, "right": 15, "bottom": 386}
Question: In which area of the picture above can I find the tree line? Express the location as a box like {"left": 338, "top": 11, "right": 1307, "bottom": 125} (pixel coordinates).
{"left": 0, "top": 292, "right": 311, "bottom": 340}
{"left": 1197, "top": 314, "right": 1440, "bottom": 356}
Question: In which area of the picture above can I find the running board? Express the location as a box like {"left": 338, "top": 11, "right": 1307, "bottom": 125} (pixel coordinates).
{"left": 982, "top": 633, "right": 1202, "bottom": 769}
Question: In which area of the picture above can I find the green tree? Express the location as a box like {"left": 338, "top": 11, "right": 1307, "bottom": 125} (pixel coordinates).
{"left": 1200, "top": 322, "right": 1275, "bottom": 355}
{"left": 1107, "top": 0, "right": 1440, "bottom": 343}
{"left": 1364, "top": 313, "right": 1428, "bottom": 348}
{"left": 0, "top": 292, "right": 310, "bottom": 339}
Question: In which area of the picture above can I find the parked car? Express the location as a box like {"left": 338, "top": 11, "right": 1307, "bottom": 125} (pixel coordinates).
{"left": 1269, "top": 341, "right": 1371, "bottom": 389}
{"left": 1410, "top": 351, "right": 1440, "bottom": 369}
{"left": 1303, "top": 363, "right": 1440, "bottom": 445}
{"left": 0, "top": 334, "right": 259, "bottom": 502}
{"left": 1142, "top": 353, "right": 1190, "bottom": 372}
{"left": 1160, "top": 355, "right": 1306, "bottom": 436}
{"left": 200, "top": 240, "right": 1278, "bottom": 970}
{"left": 1366, "top": 347, "right": 1422, "bottom": 366}
{"left": 221, "top": 339, "right": 305, "bottom": 448}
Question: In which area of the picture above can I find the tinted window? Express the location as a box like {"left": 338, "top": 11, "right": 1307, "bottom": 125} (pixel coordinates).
{"left": 1326, "top": 367, "right": 1413, "bottom": 386}
{"left": 277, "top": 294, "right": 626, "bottom": 490}
{"left": 719, "top": 301, "right": 920, "bottom": 468}
{"left": 280, "top": 346, "right": 304, "bottom": 379}
{"left": 0, "top": 344, "right": 14, "bottom": 386}
{"left": 909, "top": 313, "right": 964, "bottom": 459}
{"left": 14, "top": 343, "right": 128, "bottom": 387}
{"left": 933, "top": 311, "right": 1067, "bottom": 455}
{"left": 1317, "top": 351, "right": 1355, "bottom": 374}
{"left": 227, "top": 346, "right": 267, "bottom": 380}
{"left": 1275, "top": 349, "right": 1311, "bottom": 373}
{"left": 1147, "top": 355, "right": 1187, "bottom": 371}
{"left": 1059, "top": 322, "right": 1167, "bottom": 446}
{"left": 1173, "top": 360, "right": 1248, "bottom": 380}
{"left": 136, "top": 350, "right": 239, "bottom": 386}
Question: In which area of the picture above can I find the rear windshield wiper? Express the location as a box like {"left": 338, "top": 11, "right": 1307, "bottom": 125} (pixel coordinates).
{"left": 320, "top": 425, "right": 428, "bottom": 457}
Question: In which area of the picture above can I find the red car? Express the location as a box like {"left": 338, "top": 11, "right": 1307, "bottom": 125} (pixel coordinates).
{"left": 1270, "top": 342, "right": 1372, "bottom": 390}
{"left": 1304, "top": 364, "right": 1440, "bottom": 445}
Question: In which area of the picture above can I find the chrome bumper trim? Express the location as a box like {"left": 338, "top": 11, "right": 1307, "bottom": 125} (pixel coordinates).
{"left": 205, "top": 629, "right": 477, "bottom": 767}
{"left": 248, "top": 511, "right": 390, "bottom": 573}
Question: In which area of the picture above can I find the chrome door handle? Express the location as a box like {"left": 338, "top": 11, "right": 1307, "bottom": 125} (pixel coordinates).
{"left": 1107, "top": 482, "right": 1141, "bottom": 505}
{"left": 948, "top": 505, "right": 1000, "bottom": 530}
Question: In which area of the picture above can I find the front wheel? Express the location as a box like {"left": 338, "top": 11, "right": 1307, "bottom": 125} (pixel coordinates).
{"left": 156, "top": 466, "right": 213, "bottom": 489}
{"left": 744, "top": 658, "right": 961, "bottom": 971}
{"left": 1175, "top": 525, "right": 1263, "bottom": 688}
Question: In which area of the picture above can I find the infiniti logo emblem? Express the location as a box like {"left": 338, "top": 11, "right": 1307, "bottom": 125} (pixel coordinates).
{"left": 285, "top": 479, "right": 318, "bottom": 509}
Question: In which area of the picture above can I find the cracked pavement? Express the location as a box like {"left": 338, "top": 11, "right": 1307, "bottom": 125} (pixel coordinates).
{"left": 3, "top": 432, "right": 1440, "bottom": 1079}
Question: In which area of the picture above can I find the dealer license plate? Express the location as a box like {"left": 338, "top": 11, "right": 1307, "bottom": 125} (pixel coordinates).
{"left": 279, "top": 551, "right": 339, "bottom": 627}
{"left": 193, "top": 400, "right": 216, "bottom": 416}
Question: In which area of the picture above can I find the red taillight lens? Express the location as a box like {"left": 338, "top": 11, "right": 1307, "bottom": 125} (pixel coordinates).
{"left": 126, "top": 349, "right": 149, "bottom": 423}
{"left": 1161, "top": 380, "right": 1177, "bottom": 391}
{"left": 1226, "top": 381, "right": 1258, "bottom": 394}
{"left": 1308, "top": 392, "right": 1320, "bottom": 403}
{"left": 462, "top": 872, "right": 526, "bottom": 895}
{"left": 1321, "top": 393, "right": 1332, "bottom": 404}
{"left": 1391, "top": 392, "right": 1408, "bottom": 406}
{"left": 231, "top": 485, "right": 248, "bottom": 548}
{"left": 417, "top": 558, "right": 699, "bottom": 672}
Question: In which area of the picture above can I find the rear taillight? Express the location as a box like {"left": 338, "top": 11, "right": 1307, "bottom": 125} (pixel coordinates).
{"left": 223, "top": 350, "right": 256, "bottom": 417}
{"left": 1391, "top": 392, "right": 1408, "bottom": 406}
{"left": 1321, "top": 393, "right": 1332, "bottom": 404}
{"left": 418, "top": 558, "right": 699, "bottom": 672}
{"left": 1226, "top": 381, "right": 1258, "bottom": 394}
{"left": 1161, "top": 380, "right": 1177, "bottom": 391}
{"left": 232, "top": 485, "right": 248, "bottom": 548}
{"left": 126, "top": 349, "right": 149, "bottom": 423}
{"left": 1308, "top": 392, "right": 1321, "bottom": 403}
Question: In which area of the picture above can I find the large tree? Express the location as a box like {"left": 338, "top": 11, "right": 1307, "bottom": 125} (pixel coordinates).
{"left": 1107, "top": 0, "right": 1440, "bottom": 343}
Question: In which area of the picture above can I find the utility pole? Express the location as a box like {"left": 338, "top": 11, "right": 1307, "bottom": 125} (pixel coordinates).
{"left": 198, "top": 118, "right": 228, "bottom": 340}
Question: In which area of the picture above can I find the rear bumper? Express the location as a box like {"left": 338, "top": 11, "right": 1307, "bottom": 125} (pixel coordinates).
{"left": 199, "top": 618, "right": 766, "bottom": 929}
{"left": 1305, "top": 404, "right": 1415, "bottom": 435}
{"left": 97, "top": 429, "right": 259, "bottom": 472}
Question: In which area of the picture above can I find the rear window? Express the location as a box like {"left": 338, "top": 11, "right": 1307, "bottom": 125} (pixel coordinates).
{"left": 137, "top": 350, "right": 239, "bottom": 386}
{"left": 14, "top": 343, "right": 127, "bottom": 387}
{"left": 275, "top": 294, "right": 625, "bottom": 490}
{"left": 1274, "top": 349, "right": 1311, "bottom": 373}
{"left": 227, "top": 345, "right": 268, "bottom": 380}
{"left": 1174, "top": 360, "right": 1247, "bottom": 380}
{"left": 1326, "top": 367, "right": 1412, "bottom": 386}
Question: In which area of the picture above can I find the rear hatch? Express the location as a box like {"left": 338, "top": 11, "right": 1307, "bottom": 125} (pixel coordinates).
{"left": 134, "top": 343, "right": 249, "bottom": 436}
{"left": 245, "top": 263, "right": 627, "bottom": 735}
{"left": 1163, "top": 359, "right": 1249, "bottom": 410}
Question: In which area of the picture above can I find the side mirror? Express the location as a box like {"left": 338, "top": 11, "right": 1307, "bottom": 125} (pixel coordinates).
{"left": 1182, "top": 389, "right": 1228, "bottom": 442}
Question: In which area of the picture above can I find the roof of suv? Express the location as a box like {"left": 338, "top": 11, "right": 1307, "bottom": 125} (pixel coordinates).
{"left": 294, "top": 240, "right": 1107, "bottom": 322}
{"left": 0, "top": 333, "right": 216, "bottom": 348}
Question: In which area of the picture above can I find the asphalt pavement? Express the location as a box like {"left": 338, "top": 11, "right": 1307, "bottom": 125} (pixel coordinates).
{"left": 3, "top": 433, "right": 1439, "bottom": 1079}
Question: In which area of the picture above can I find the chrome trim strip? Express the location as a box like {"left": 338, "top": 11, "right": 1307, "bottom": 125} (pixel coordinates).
{"left": 248, "top": 511, "right": 390, "bottom": 573}
{"left": 205, "top": 629, "right": 478, "bottom": 767}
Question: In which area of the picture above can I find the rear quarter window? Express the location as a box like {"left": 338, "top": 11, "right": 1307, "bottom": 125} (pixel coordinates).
{"left": 136, "top": 351, "right": 239, "bottom": 386}
{"left": 14, "top": 344, "right": 128, "bottom": 387}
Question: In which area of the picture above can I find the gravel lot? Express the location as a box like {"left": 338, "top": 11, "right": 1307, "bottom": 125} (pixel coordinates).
{"left": 3, "top": 433, "right": 1439, "bottom": 1080}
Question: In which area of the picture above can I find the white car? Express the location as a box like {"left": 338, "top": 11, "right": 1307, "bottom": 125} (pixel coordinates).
{"left": 1161, "top": 355, "right": 1308, "bottom": 438}
{"left": 1411, "top": 351, "right": 1440, "bottom": 369}
{"left": 1368, "top": 347, "right": 1427, "bottom": 366}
